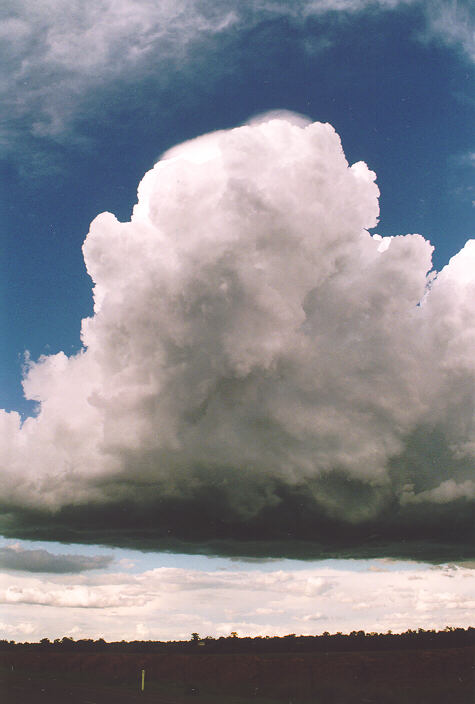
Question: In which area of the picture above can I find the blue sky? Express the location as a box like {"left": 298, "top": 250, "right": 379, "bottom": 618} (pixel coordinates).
{"left": 0, "top": 0, "right": 474, "bottom": 640}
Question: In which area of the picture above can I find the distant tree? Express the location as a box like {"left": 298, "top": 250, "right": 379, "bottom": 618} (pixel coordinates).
{"left": 191, "top": 632, "right": 200, "bottom": 642}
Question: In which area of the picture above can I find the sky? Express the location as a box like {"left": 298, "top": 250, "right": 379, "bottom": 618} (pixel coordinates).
{"left": 0, "top": 0, "right": 474, "bottom": 641}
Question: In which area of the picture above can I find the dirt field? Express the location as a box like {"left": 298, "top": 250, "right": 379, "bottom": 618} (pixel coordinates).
{"left": 1, "top": 646, "right": 473, "bottom": 703}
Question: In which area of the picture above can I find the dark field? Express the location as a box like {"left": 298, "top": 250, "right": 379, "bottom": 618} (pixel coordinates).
{"left": 1, "top": 646, "right": 473, "bottom": 704}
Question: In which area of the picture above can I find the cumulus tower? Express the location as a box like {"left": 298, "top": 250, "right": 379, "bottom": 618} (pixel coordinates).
{"left": 0, "top": 116, "right": 474, "bottom": 558}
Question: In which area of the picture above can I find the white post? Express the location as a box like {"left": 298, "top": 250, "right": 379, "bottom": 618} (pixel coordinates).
{"left": 141, "top": 668, "right": 145, "bottom": 692}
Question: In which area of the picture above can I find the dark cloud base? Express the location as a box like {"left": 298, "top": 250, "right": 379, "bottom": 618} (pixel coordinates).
{"left": 1, "top": 478, "right": 472, "bottom": 563}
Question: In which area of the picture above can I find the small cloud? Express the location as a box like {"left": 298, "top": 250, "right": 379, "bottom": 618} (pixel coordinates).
{"left": 255, "top": 607, "right": 284, "bottom": 615}
{"left": 0, "top": 545, "right": 113, "bottom": 574}
{"left": 0, "top": 583, "right": 146, "bottom": 609}
{"left": 246, "top": 109, "right": 312, "bottom": 127}
{"left": 297, "top": 613, "right": 325, "bottom": 622}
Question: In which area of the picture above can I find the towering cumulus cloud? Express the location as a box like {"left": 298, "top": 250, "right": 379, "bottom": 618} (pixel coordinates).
{"left": 1, "top": 116, "right": 474, "bottom": 560}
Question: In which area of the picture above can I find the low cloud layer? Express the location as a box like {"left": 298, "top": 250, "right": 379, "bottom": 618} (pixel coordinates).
{"left": 1, "top": 560, "right": 473, "bottom": 640}
{"left": 0, "top": 545, "right": 113, "bottom": 574}
{"left": 1, "top": 116, "right": 474, "bottom": 560}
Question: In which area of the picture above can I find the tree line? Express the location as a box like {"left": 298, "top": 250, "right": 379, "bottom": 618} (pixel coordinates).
{"left": 0, "top": 626, "right": 473, "bottom": 654}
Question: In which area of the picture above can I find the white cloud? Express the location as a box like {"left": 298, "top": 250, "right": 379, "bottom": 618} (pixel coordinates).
{"left": 0, "top": 0, "right": 237, "bottom": 159}
{"left": 421, "top": 0, "right": 475, "bottom": 61}
{"left": 0, "top": 116, "right": 473, "bottom": 557}
{"left": 0, "top": 620, "right": 36, "bottom": 637}
{"left": 1, "top": 583, "right": 145, "bottom": 608}
{"left": 0, "top": 559, "right": 472, "bottom": 641}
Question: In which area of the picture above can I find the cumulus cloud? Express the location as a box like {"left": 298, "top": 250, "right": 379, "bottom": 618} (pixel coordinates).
{"left": 1, "top": 583, "right": 142, "bottom": 609}
{"left": 0, "top": 116, "right": 474, "bottom": 560}
{"left": 0, "top": 544, "right": 113, "bottom": 573}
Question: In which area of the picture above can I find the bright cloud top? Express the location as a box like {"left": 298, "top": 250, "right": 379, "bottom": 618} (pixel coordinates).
{"left": 1, "top": 116, "right": 474, "bottom": 558}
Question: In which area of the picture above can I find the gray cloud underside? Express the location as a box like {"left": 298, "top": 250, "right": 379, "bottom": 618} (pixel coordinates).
{"left": 0, "top": 483, "right": 473, "bottom": 564}
{"left": 0, "top": 546, "right": 113, "bottom": 573}
{"left": 1, "top": 118, "right": 474, "bottom": 562}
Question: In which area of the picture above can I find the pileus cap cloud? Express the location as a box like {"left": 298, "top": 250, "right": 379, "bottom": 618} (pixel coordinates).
{"left": 0, "top": 116, "right": 473, "bottom": 560}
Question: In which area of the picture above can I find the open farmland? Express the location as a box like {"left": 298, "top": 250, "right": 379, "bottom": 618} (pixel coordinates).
{"left": 1, "top": 644, "right": 473, "bottom": 703}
